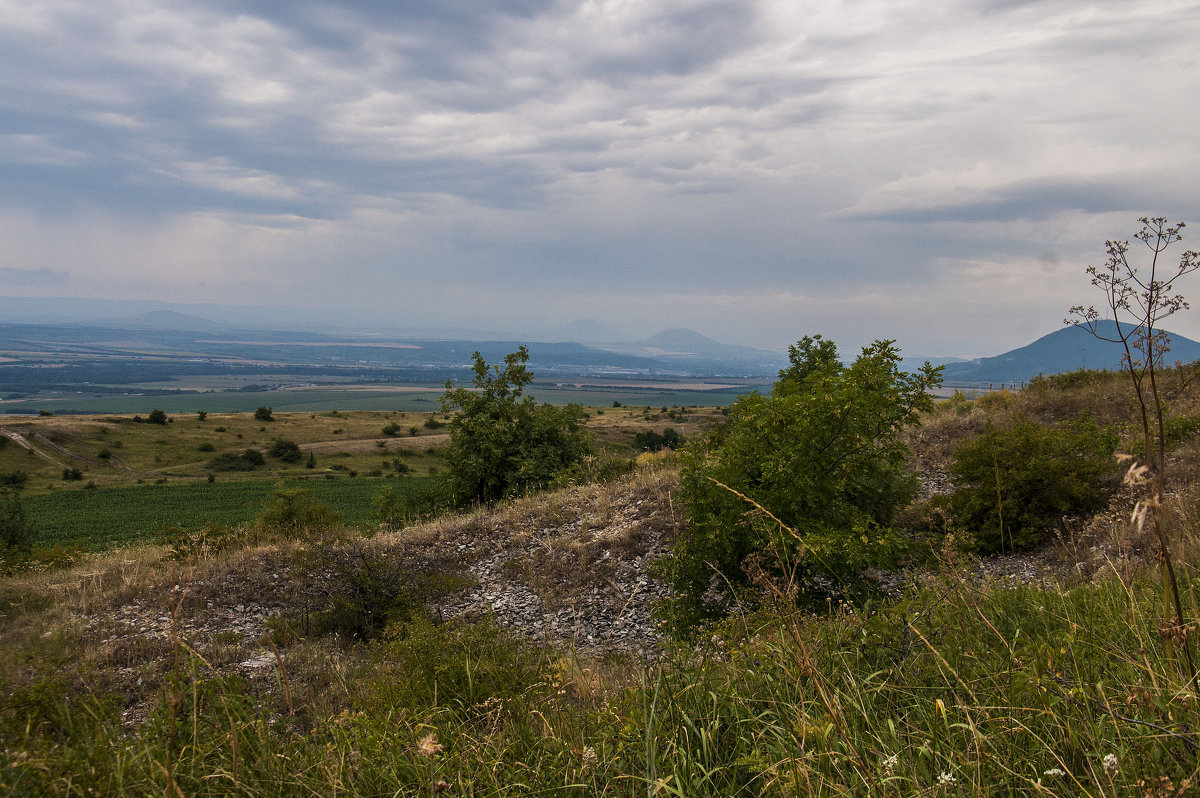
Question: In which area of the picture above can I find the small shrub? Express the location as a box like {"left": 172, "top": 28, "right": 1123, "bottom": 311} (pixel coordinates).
{"left": 1, "top": 471, "right": 29, "bottom": 488}
{"left": 633, "top": 427, "right": 685, "bottom": 452}
{"left": 197, "top": 442, "right": 215, "bottom": 452}
{"left": 254, "top": 406, "right": 274, "bottom": 422}
{"left": 423, "top": 416, "right": 444, "bottom": 430}
{"left": 267, "top": 438, "right": 303, "bottom": 463}
{"left": 196, "top": 410, "right": 208, "bottom": 421}
{"left": 255, "top": 485, "right": 343, "bottom": 535}
{"left": 158, "top": 522, "right": 237, "bottom": 560}
{"left": 147, "top": 408, "right": 168, "bottom": 425}
{"left": 1131, "top": 414, "right": 1200, "bottom": 460}
{"left": 373, "top": 616, "right": 546, "bottom": 707}
{"left": 370, "top": 481, "right": 450, "bottom": 532}
{"left": 949, "top": 414, "right": 1119, "bottom": 552}
{"left": 381, "top": 422, "right": 401, "bottom": 437}
{"left": 1, "top": 487, "right": 34, "bottom": 563}
{"left": 206, "top": 451, "right": 262, "bottom": 471}
{"left": 61, "top": 468, "right": 83, "bottom": 481}
{"left": 289, "top": 543, "right": 462, "bottom": 641}
{"left": 976, "top": 390, "right": 1014, "bottom": 411}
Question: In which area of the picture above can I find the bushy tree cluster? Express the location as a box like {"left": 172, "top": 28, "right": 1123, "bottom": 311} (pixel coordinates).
{"left": 633, "top": 427, "right": 684, "bottom": 452}
{"left": 441, "top": 347, "right": 592, "bottom": 506}
{"left": 667, "top": 336, "right": 941, "bottom": 626}
{"left": 268, "top": 437, "right": 303, "bottom": 463}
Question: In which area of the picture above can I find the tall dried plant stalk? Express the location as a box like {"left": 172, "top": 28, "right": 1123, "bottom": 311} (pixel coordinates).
{"left": 1068, "top": 216, "right": 1200, "bottom": 686}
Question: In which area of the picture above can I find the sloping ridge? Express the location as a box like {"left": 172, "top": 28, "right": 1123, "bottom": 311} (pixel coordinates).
{"left": 942, "top": 321, "right": 1200, "bottom": 384}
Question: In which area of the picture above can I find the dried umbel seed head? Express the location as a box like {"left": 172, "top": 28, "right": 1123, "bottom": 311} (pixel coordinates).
{"left": 416, "top": 732, "right": 444, "bottom": 758}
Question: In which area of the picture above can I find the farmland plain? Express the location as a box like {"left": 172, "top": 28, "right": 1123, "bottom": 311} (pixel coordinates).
{"left": 1, "top": 404, "right": 719, "bottom": 552}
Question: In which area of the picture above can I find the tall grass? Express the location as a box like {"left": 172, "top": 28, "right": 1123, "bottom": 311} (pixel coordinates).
{"left": 3, "top": 553, "right": 1198, "bottom": 796}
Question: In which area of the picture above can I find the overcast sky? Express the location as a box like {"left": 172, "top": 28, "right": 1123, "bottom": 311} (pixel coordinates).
{"left": 2, "top": 0, "right": 1198, "bottom": 355}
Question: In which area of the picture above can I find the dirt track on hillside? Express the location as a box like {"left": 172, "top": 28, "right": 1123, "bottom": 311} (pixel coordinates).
{"left": 299, "top": 434, "right": 449, "bottom": 454}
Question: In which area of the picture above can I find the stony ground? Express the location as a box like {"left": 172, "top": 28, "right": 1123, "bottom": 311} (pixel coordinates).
{"left": 48, "top": 457, "right": 1148, "bottom": 732}
{"left": 61, "top": 466, "right": 680, "bottom": 724}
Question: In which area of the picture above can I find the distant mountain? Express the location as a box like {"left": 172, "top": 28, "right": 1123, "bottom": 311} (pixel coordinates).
{"left": 114, "top": 310, "right": 230, "bottom": 332}
{"left": 632, "top": 328, "right": 770, "bottom": 357}
{"left": 941, "top": 321, "right": 1200, "bottom": 385}
{"left": 542, "top": 318, "right": 624, "bottom": 343}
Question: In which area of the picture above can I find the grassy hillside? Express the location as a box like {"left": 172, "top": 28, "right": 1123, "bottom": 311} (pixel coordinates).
{"left": 3, "top": 372, "right": 1200, "bottom": 794}
{"left": 0, "top": 404, "right": 717, "bottom": 496}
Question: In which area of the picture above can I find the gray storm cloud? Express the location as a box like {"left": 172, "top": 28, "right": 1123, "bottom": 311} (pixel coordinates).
{"left": 0, "top": 0, "right": 1197, "bottom": 355}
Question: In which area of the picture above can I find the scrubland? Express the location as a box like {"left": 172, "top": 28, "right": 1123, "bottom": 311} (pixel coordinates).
{"left": 3, "top": 375, "right": 1200, "bottom": 795}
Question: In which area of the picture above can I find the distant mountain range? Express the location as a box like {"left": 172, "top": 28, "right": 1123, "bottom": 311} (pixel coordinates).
{"left": 940, "top": 321, "right": 1200, "bottom": 385}
{"left": 7, "top": 296, "right": 1198, "bottom": 388}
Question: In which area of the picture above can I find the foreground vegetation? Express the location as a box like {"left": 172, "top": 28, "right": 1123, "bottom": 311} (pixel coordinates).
{"left": 1, "top": 363, "right": 1200, "bottom": 794}
{"left": 2, "top": 568, "right": 1198, "bottom": 795}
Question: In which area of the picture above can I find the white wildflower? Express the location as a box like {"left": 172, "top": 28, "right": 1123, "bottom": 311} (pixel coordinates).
{"left": 938, "top": 771, "right": 956, "bottom": 785}
{"left": 882, "top": 753, "right": 898, "bottom": 773}
{"left": 1043, "top": 767, "right": 1065, "bottom": 777}
{"left": 1102, "top": 753, "right": 1119, "bottom": 774}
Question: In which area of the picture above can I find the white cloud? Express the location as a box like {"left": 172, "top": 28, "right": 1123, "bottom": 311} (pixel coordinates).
{"left": 0, "top": 0, "right": 1198, "bottom": 351}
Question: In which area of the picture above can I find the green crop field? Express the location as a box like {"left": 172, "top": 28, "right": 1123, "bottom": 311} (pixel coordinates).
{"left": 23, "top": 476, "right": 435, "bottom": 552}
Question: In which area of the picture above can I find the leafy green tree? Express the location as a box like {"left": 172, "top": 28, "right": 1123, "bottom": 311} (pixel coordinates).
{"left": 667, "top": 336, "right": 941, "bottom": 627}
{"left": 949, "top": 415, "right": 1118, "bottom": 553}
{"left": 441, "top": 347, "right": 592, "bottom": 505}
